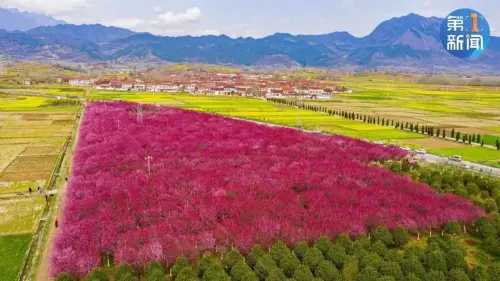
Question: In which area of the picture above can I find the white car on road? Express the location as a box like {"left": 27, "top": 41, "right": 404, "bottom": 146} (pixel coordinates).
{"left": 415, "top": 149, "right": 427, "bottom": 154}
{"left": 402, "top": 147, "right": 411, "bottom": 151}
{"left": 449, "top": 155, "right": 463, "bottom": 162}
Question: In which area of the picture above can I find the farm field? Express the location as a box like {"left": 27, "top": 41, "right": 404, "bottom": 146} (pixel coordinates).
{"left": 303, "top": 74, "right": 500, "bottom": 162}
{"left": 52, "top": 102, "right": 484, "bottom": 277}
{"left": 0, "top": 93, "right": 79, "bottom": 280}
{"left": 89, "top": 90, "right": 500, "bottom": 166}
{"left": 0, "top": 234, "right": 32, "bottom": 281}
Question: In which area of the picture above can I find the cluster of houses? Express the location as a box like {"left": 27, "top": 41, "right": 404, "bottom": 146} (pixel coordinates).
{"left": 58, "top": 72, "right": 352, "bottom": 99}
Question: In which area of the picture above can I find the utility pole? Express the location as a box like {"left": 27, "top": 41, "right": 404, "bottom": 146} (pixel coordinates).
{"left": 145, "top": 156, "right": 153, "bottom": 178}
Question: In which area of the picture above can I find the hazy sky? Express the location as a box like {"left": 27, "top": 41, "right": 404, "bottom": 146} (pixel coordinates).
{"left": 1, "top": 0, "right": 499, "bottom": 37}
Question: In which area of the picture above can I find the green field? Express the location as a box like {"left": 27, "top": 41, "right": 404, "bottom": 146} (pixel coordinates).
{"left": 0, "top": 234, "right": 32, "bottom": 281}
{"left": 304, "top": 74, "right": 500, "bottom": 148}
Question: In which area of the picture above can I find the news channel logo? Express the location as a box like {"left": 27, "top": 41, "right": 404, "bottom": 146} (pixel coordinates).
{"left": 440, "top": 8, "right": 490, "bottom": 59}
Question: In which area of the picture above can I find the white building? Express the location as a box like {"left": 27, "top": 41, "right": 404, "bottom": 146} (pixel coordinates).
{"left": 69, "top": 78, "right": 91, "bottom": 87}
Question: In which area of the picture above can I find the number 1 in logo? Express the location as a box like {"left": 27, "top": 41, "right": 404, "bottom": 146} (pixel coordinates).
{"left": 471, "top": 13, "right": 479, "bottom": 33}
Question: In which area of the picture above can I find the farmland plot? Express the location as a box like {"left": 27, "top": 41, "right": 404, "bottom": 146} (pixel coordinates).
{"left": 0, "top": 93, "right": 79, "bottom": 279}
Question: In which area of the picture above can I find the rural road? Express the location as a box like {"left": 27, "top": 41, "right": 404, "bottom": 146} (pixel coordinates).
{"left": 414, "top": 153, "right": 500, "bottom": 177}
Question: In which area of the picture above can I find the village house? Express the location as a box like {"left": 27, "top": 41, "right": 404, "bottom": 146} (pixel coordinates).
{"left": 266, "top": 88, "right": 285, "bottom": 98}
{"left": 133, "top": 82, "right": 146, "bottom": 91}
{"left": 120, "top": 80, "right": 135, "bottom": 91}
{"left": 69, "top": 77, "right": 92, "bottom": 87}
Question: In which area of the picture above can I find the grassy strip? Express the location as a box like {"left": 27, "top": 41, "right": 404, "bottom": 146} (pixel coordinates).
{"left": 0, "top": 234, "right": 33, "bottom": 281}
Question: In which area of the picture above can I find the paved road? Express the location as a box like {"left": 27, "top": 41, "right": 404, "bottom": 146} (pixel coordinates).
{"left": 415, "top": 153, "right": 500, "bottom": 177}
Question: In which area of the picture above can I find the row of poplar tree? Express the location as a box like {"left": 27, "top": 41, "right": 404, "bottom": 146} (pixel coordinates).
{"left": 267, "top": 98, "right": 500, "bottom": 150}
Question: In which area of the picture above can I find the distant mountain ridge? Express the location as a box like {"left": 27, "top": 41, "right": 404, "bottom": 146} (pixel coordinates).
{"left": 0, "top": 13, "right": 499, "bottom": 73}
{"left": 0, "top": 7, "right": 65, "bottom": 31}
{"left": 27, "top": 24, "right": 137, "bottom": 42}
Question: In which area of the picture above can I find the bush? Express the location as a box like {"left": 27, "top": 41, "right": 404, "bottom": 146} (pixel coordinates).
{"left": 146, "top": 270, "right": 167, "bottom": 281}
{"left": 371, "top": 227, "right": 393, "bottom": 247}
{"left": 115, "top": 264, "right": 137, "bottom": 281}
{"left": 377, "top": 277, "right": 395, "bottom": 281}
{"left": 445, "top": 249, "right": 468, "bottom": 271}
{"left": 279, "top": 253, "right": 301, "bottom": 277}
{"left": 255, "top": 255, "right": 278, "bottom": 278}
{"left": 171, "top": 257, "right": 188, "bottom": 279}
{"left": 341, "top": 257, "right": 359, "bottom": 281}
{"left": 370, "top": 241, "right": 388, "bottom": 258}
{"left": 223, "top": 249, "right": 244, "bottom": 269}
{"left": 55, "top": 273, "right": 78, "bottom": 281}
{"left": 359, "top": 252, "right": 383, "bottom": 270}
{"left": 476, "top": 217, "right": 498, "bottom": 238}
{"left": 488, "top": 262, "right": 500, "bottom": 280}
{"left": 314, "top": 235, "right": 332, "bottom": 255}
{"left": 270, "top": 241, "right": 291, "bottom": 263}
{"left": 326, "top": 244, "right": 347, "bottom": 269}
{"left": 445, "top": 221, "right": 462, "bottom": 235}
{"left": 241, "top": 272, "right": 259, "bottom": 281}
{"left": 294, "top": 242, "right": 309, "bottom": 261}
{"left": 485, "top": 199, "right": 499, "bottom": 213}
{"left": 424, "top": 270, "right": 446, "bottom": 281}
{"left": 197, "top": 256, "right": 216, "bottom": 277}
{"left": 247, "top": 245, "right": 266, "bottom": 268}
{"left": 231, "top": 261, "right": 254, "bottom": 281}
{"left": 491, "top": 188, "right": 500, "bottom": 199}
{"left": 391, "top": 227, "right": 408, "bottom": 248}
{"left": 83, "top": 268, "right": 109, "bottom": 281}
{"left": 470, "top": 266, "right": 489, "bottom": 281}
{"left": 202, "top": 266, "right": 230, "bottom": 281}
{"left": 355, "top": 266, "right": 378, "bottom": 281}
{"left": 466, "top": 182, "right": 480, "bottom": 196}
{"left": 425, "top": 250, "right": 447, "bottom": 273}
{"left": 334, "top": 234, "right": 353, "bottom": 253}
{"left": 314, "top": 260, "right": 339, "bottom": 281}
{"left": 401, "top": 256, "right": 425, "bottom": 278}
{"left": 265, "top": 268, "right": 287, "bottom": 281}
{"left": 303, "top": 247, "right": 325, "bottom": 271}
{"left": 378, "top": 261, "right": 403, "bottom": 280}
{"left": 175, "top": 267, "right": 198, "bottom": 281}
{"left": 447, "top": 268, "right": 470, "bottom": 281}
{"left": 293, "top": 265, "right": 314, "bottom": 281}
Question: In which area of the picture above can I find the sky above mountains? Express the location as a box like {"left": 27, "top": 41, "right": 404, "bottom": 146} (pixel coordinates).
{"left": 1, "top": 0, "right": 499, "bottom": 38}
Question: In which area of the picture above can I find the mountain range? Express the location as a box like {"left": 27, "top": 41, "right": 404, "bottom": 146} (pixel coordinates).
{"left": 0, "top": 7, "right": 65, "bottom": 31}
{"left": 0, "top": 11, "right": 499, "bottom": 72}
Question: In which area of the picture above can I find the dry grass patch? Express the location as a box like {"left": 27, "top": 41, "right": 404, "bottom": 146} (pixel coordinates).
{"left": 20, "top": 146, "right": 60, "bottom": 155}
{"left": 22, "top": 113, "right": 50, "bottom": 121}
{"left": 0, "top": 197, "right": 45, "bottom": 234}
{"left": 0, "top": 137, "right": 66, "bottom": 145}
{"left": 2, "top": 155, "right": 57, "bottom": 174}
{"left": 0, "top": 144, "right": 27, "bottom": 172}
{"left": 51, "top": 119, "right": 74, "bottom": 125}
{"left": 0, "top": 171, "right": 52, "bottom": 181}
{"left": 400, "top": 138, "right": 464, "bottom": 149}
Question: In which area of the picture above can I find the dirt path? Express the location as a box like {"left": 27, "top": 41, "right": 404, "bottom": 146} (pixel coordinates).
{"left": 35, "top": 106, "right": 84, "bottom": 281}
